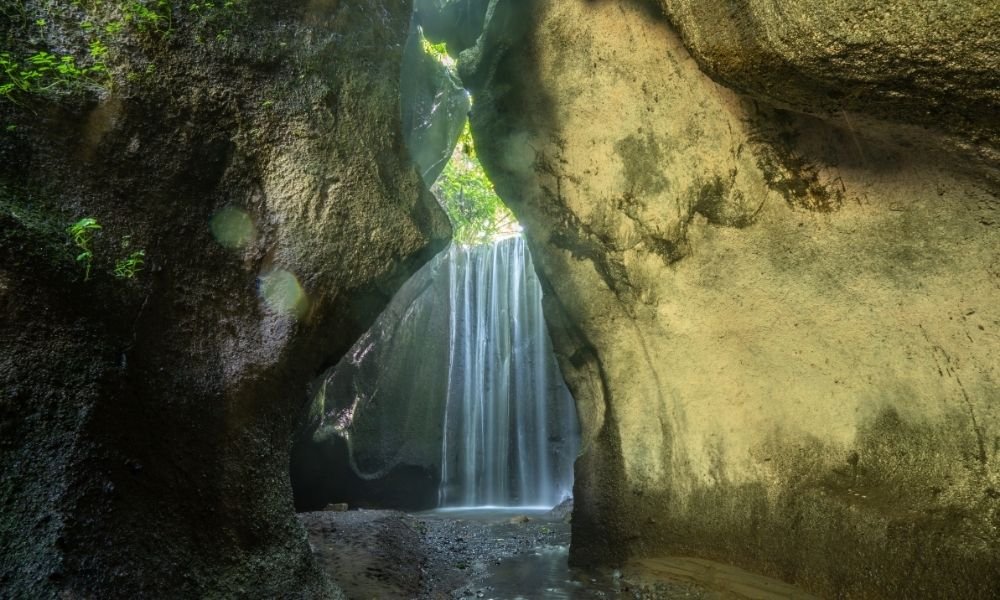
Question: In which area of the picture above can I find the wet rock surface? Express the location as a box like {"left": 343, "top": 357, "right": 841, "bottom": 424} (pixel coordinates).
{"left": 300, "top": 509, "right": 714, "bottom": 599}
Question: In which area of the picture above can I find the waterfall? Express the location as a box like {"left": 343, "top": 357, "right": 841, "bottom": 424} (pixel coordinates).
{"left": 439, "top": 236, "right": 577, "bottom": 508}
{"left": 308, "top": 235, "right": 577, "bottom": 510}
{"left": 302, "top": 0, "right": 577, "bottom": 511}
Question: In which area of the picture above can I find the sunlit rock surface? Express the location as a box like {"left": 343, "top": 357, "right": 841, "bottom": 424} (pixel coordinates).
{"left": 401, "top": 9, "right": 471, "bottom": 186}
{"left": 462, "top": 0, "right": 1000, "bottom": 597}
{"left": 656, "top": 0, "right": 1000, "bottom": 174}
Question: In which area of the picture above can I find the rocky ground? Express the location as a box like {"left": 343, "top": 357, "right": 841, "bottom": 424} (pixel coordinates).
{"left": 299, "top": 507, "right": 713, "bottom": 599}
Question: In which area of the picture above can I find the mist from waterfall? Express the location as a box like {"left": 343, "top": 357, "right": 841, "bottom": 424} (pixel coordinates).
{"left": 439, "top": 236, "right": 577, "bottom": 508}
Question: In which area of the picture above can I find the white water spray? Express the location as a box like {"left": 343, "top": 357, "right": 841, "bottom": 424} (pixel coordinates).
{"left": 439, "top": 236, "right": 577, "bottom": 507}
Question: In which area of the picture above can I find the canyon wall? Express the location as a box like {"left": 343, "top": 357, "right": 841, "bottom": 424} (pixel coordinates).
{"left": 463, "top": 0, "right": 999, "bottom": 597}
{"left": 0, "top": 1, "right": 448, "bottom": 597}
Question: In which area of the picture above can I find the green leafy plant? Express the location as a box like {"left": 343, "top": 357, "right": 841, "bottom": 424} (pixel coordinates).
{"left": 114, "top": 249, "right": 145, "bottom": 279}
{"left": 66, "top": 218, "right": 147, "bottom": 280}
{"left": 188, "top": 0, "right": 245, "bottom": 42}
{"left": 433, "top": 121, "right": 518, "bottom": 246}
{"left": 188, "top": 1, "right": 243, "bottom": 18}
{"left": 88, "top": 39, "right": 108, "bottom": 61}
{"left": 0, "top": 48, "right": 106, "bottom": 102}
{"left": 67, "top": 217, "right": 101, "bottom": 281}
{"left": 421, "top": 36, "right": 449, "bottom": 63}
{"left": 124, "top": 0, "right": 172, "bottom": 33}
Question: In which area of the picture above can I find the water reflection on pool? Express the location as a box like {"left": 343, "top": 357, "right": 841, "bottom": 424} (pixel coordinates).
{"left": 479, "top": 544, "right": 625, "bottom": 600}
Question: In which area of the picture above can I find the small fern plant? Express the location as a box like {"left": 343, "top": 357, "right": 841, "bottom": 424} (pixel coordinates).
{"left": 67, "top": 217, "right": 101, "bottom": 281}
{"left": 114, "top": 250, "right": 145, "bottom": 279}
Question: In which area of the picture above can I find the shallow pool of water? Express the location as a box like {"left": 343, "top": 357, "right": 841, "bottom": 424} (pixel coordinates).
{"left": 479, "top": 544, "right": 611, "bottom": 599}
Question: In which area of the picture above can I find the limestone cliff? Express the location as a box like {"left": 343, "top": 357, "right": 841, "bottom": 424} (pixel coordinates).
{"left": 463, "top": 0, "right": 1000, "bottom": 597}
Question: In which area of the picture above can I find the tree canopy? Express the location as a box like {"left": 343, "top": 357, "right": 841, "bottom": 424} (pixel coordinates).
{"left": 421, "top": 35, "right": 518, "bottom": 246}
{"left": 433, "top": 120, "right": 518, "bottom": 245}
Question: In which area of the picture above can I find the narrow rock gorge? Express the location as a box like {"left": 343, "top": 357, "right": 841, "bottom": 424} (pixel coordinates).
{"left": 1, "top": 0, "right": 997, "bottom": 598}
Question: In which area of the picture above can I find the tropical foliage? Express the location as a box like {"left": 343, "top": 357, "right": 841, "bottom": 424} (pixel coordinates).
{"left": 433, "top": 120, "right": 518, "bottom": 246}
{"left": 114, "top": 250, "right": 145, "bottom": 279}
{"left": 66, "top": 217, "right": 146, "bottom": 281}
{"left": 419, "top": 34, "right": 518, "bottom": 246}
{"left": 0, "top": 0, "right": 246, "bottom": 105}
{"left": 0, "top": 49, "right": 106, "bottom": 102}
{"left": 67, "top": 217, "right": 101, "bottom": 281}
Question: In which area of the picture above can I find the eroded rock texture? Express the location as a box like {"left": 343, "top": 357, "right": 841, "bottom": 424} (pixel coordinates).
{"left": 464, "top": 0, "right": 1000, "bottom": 597}
{"left": 658, "top": 0, "right": 1000, "bottom": 173}
{"left": 0, "top": 1, "right": 447, "bottom": 597}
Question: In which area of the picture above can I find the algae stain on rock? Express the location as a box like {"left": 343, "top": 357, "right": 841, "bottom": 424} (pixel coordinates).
{"left": 689, "top": 174, "right": 758, "bottom": 228}
{"left": 615, "top": 132, "right": 670, "bottom": 196}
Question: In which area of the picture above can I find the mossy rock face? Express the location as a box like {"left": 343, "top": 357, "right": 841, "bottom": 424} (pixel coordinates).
{"left": 0, "top": 0, "right": 448, "bottom": 598}
{"left": 461, "top": 0, "right": 1000, "bottom": 597}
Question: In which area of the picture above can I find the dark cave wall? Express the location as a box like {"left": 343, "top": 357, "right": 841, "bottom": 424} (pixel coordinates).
{"left": 0, "top": 1, "right": 448, "bottom": 597}
{"left": 461, "top": 0, "right": 1000, "bottom": 598}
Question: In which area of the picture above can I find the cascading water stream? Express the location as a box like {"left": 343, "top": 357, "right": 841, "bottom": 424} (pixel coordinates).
{"left": 439, "top": 236, "right": 576, "bottom": 508}
{"left": 307, "top": 235, "right": 578, "bottom": 510}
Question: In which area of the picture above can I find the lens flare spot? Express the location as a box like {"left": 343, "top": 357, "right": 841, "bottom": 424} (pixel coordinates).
{"left": 258, "top": 269, "right": 308, "bottom": 318}
{"left": 211, "top": 207, "right": 255, "bottom": 249}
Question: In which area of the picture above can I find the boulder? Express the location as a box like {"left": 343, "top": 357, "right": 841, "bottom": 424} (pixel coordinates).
{"left": 656, "top": 0, "right": 1000, "bottom": 174}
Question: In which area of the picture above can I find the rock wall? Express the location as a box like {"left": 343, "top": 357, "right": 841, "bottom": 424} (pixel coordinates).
{"left": 463, "top": 0, "right": 1000, "bottom": 597}
{"left": 0, "top": 1, "right": 448, "bottom": 597}
{"left": 292, "top": 242, "right": 453, "bottom": 512}
{"left": 657, "top": 0, "right": 999, "bottom": 174}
